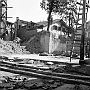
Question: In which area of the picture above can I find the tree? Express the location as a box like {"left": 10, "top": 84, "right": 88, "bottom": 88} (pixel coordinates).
{"left": 40, "top": 0, "right": 77, "bottom": 31}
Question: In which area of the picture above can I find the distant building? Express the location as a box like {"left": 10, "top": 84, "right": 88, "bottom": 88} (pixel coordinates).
{"left": 15, "top": 19, "right": 74, "bottom": 54}
{"left": 14, "top": 19, "right": 37, "bottom": 42}
{"left": 37, "top": 19, "right": 74, "bottom": 54}
{"left": 37, "top": 19, "right": 74, "bottom": 36}
{"left": 14, "top": 18, "right": 37, "bottom": 30}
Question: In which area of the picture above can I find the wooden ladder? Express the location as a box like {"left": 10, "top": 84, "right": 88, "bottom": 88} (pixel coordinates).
{"left": 70, "top": 0, "right": 90, "bottom": 61}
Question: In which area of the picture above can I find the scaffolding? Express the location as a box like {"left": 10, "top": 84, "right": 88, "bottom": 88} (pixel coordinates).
{"left": 0, "top": 0, "right": 12, "bottom": 40}
{"left": 0, "top": 0, "right": 7, "bottom": 36}
{"left": 68, "top": 0, "right": 90, "bottom": 64}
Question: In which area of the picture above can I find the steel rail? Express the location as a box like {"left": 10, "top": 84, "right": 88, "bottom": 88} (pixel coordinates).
{"left": 0, "top": 62, "right": 90, "bottom": 86}
{"left": 0, "top": 61, "right": 50, "bottom": 70}
{"left": 0, "top": 61, "right": 90, "bottom": 81}
{"left": 1, "top": 60, "right": 88, "bottom": 76}
{"left": 0, "top": 58, "right": 79, "bottom": 71}
{"left": 0, "top": 66, "right": 90, "bottom": 86}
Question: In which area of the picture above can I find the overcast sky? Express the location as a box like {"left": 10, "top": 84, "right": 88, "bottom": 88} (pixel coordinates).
{"left": 7, "top": 0, "right": 90, "bottom": 23}
{"left": 7, "top": 0, "right": 48, "bottom": 22}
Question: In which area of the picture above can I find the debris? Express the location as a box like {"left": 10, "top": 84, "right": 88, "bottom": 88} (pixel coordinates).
{"left": 53, "top": 84, "right": 90, "bottom": 90}
{"left": 0, "top": 39, "right": 30, "bottom": 54}
{"left": 39, "top": 52, "right": 48, "bottom": 56}
{"left": 47, "top": 62, "right": 54, "bottom": 65}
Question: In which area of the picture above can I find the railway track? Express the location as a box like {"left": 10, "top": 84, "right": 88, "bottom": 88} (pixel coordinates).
{"left": 0, "top": 60, "right": 90, "bottom": 86}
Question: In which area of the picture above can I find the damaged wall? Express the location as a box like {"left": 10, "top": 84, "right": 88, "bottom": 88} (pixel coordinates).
{"left": 40, "top": 32, "right": 50, "bottom": 53}
{"left": 49, "top": 30, "right": 66, "bottom": 54}
{"left": 22, "top": 30, "right": 66, "bottom": 54}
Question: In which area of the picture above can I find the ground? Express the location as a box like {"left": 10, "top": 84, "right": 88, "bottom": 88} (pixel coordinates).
{"left": 0, "top": 54, "right": 90, "bottom": 90}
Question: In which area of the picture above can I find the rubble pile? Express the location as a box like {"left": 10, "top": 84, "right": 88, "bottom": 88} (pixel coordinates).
{"left": 0, "top": 39, "right": 30, "bottom": 54}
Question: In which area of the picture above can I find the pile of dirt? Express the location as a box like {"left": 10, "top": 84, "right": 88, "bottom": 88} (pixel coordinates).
{"left": 0, "top": 39, "right": 30, "bottom": 54}
{"left": 53, "top": 84, "right": 90, "bottom": 90}
{"left": 22, "top": 31, "right": 46, "bottom": 54}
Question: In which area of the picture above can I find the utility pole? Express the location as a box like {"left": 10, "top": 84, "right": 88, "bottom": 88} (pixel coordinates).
{"left": 79, "top": 0, "right": 86, "bottom": 65}
{"left": 0, "top": 0, "right": 2, "bottom": 36}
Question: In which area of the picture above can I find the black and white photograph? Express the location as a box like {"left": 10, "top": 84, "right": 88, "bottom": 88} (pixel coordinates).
{"left": 0, "top": 0, "right": 90, "bottom": 90}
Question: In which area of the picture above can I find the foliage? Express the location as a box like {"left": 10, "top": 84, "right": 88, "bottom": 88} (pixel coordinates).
{"left": 40, "top": 0, "right": 77, "bottom": 26}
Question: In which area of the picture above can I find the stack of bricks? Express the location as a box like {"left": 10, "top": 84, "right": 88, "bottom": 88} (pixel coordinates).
{"left": 0, "top": 39, "right": 30, "bottom": 54}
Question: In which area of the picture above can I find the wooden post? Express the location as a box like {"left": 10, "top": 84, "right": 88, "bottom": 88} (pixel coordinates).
{"left": 88, "top": 41, "right": 90, "bottom": 58}
{"left": 0, "top": 0, "right": 2, "bottom": 36}
{"left": 11, "top": 24, "right": 13, "bottom": 40}
{"left": 79, "top": 0, "right": 86, "bottom": 65}
{"left": 15, "top": 17, "right": 19, "bottom": 38}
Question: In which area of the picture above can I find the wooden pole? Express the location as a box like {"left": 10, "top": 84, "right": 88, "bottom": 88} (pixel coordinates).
{"left": 88, "top": 41, "right": 90, "bottom": 58}
{"left": 11, "top": 24, "right": 12, "bottom": 40}
{"left": 79, "top": 0, "right": 86, "bottom": 65}
{"left": 47, "top": 0, "right": 54, "bottom": 31}
{"left": 0, "top": 0, "right": 2, "bottom": 36}
{"left": 15, "top": 17, "right": 19, "bottom": 38}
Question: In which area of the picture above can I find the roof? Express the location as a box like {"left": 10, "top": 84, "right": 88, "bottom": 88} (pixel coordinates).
{"left": 37, "top": 19, "right": 74, "bottom": 33}
{"left": 37, "top": 19, "right": 61, "bottom": 26}
{"left": 37, "top": 21, "right": 47, "bottom": 26}
{"left": 6, "top": 21, "right": 14, "bottom": 25}
{"left": 19, "top": 20, "right": 37, "bottom": 25}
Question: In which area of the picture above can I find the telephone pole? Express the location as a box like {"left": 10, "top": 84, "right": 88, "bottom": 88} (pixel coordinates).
{"left": 0, "top": 0, "right": 2, "bottom": 36}
{"left": 79, "top": 0, "right": 86, "bottom": 64}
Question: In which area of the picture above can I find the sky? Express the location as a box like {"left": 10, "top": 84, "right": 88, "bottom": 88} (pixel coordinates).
{"left": 7, "top": 0, "right": 90, "bottom": 23}
{"left": 7, "top": 0, "right": 48, "bottom": 22}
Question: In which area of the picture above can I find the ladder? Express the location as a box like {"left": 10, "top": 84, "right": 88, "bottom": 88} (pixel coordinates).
{"left": 70, "top": 0, "right": 90, "bottom": 60}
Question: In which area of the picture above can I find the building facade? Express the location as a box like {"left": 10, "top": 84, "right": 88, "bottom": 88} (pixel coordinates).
{"left": 37, "top": 19, "right": 74, "bottom": 54}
